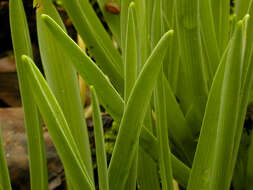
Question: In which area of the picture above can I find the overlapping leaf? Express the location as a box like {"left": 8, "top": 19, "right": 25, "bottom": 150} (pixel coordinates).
{"left": 21, "top": 56, "right": 95, "bottom": 190}
{"left": 188, "top": 18, "right": 246, "bottom": 190}
{"left": 108, "top": 30, "right": 174, "bottom": 190}
{"left": 36, "top": 0, "right": 93, "bottom": 179}
{"left": 9, "top": 0, "right": 48, "bottom": 189}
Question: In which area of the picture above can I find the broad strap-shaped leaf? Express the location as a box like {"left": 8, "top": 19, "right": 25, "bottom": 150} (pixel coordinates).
{"left": 152, "top": 1, "right": 174, "bottom": 189}
{"left": 60, "top": 0, "right": 124, "bottom": 94}
{"left": 135, "top": 2, "right": 161, "bottom": 189}
{"left": 137, "top": 148, "right": 160, "bottom": 190}
{"left": 234, "top": 13, "right": 253, "bottom": 189}
{"left": 121, "top": 0, "right": 135, "bottom": 54}
{"left": 135, "top": 0, "right": 153, "bottom": 67}
{"left": 188, "top": 19, "right": 246, "bottom": 190}
{"left": 108, "top": 30, "right": 174, "bottom": 190}
{"left": 41, "top": 14, "right": 124, "bottom": 122}
{"left": 9, "top": 0, "right": 48, "bottom": 189}
{"left": 90, "top": 86, "right": 109, "bottom": 190}
{"left": 139, "top": 124, "right": 190, "bottom": 188}
{"left": 242, "top": 4, "right": 253, "bottom": 87}
{"left": 209, "top": 20, "right": 244, "bottom": 190}
{"left": 199, "top": 0, "right": 220, "bottom": 79}
{"left": 211, "top": 0, "right": 230, "bottom": 54}
{"left": 155, "top": 75, "right": 174, "bottom": 190}
{"left": 163, "top": 76, "right": 195, "bottom": 163}
{"left": 151, "top": 0, "right": 163, "bottom": 47}
{"left": 138, "top": 112, "right": 160, "bottom": 190}
{"left": 36, "top": 0, "right": 93, "bottom": 179}
{"left": 242, "top": 11, "right": 253, "bottom": 190}
{"left": 163, "top": 12, "right": 179, "bottom": 92}
{"left": 217, "top": 14, "right": 250, "bottom": 187}
{"left": 231, "top": 15, "right": 251, "bottom": 173}
{"left": 187, "top": 46, "right": 227, "bottom": 190}
{"left": 123, "top": 3, "right": 138, "bottom": 189}
{"left": 124, "top": 2, "right": 138, "bottom": 102}
{"left": 21, "top": 56, "right": 95, "bottom": 190}
{"left": 175, "top": 0, "right": 208, "bottom": 135}
{"left": 162, "top": 0, "right": 175, "bottom": 29}
{"left": 0, "top": 125, "right": 11, "bottom": 190}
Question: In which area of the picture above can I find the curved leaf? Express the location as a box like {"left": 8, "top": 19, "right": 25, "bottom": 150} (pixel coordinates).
{"left": 108, "top": 30, "right": 174, "bottom": 190}
{"left": 90, "top": 86, "right": 109, "bottom": 190}
{"left": 9, "top": 0, "right": 48, "bottom": 189}
{"left": 60, "top": 0, "right": 124, "bottom": 94}
{"left": 21, "top": 55, "right": 95, "bottom": 190}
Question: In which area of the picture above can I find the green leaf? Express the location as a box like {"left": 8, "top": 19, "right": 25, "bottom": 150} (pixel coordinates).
{"left": 124, "top": 2, "right": 138, "bottom": 101}
{"left": 41, "top": 14, "right": 124, "bottom": 121}
{"left": 199, "top": 0, "right": 220, "bottom": 79}
{"left": 154, "top": 75, "right": 174, "bottom": 190}
{"left": 211, "top": 0, "right": 230, "bottom": 53}
{"left": 90, "top": 86, "right": 109, "bottom": 190}
{"left": 234, "top": 13, "right": 253, "bottom": 189}
{"left": 137, "top": 148, "right": 160, "bottom": 190}
{"left": 188, "top": 19, "right": 246, "bottom": 190}
{"left": 187, "top": 44, "right": 227, "bottom": 190}
{"left": 231, "top": 14, "right": 252, "bottom": 157}
{"left": 163, "top": 76, "right": 195, "bottom": 164}
{"left": 36, "top": 0, "right": 93, "bottom": 180}
{"left": 135, "top": 0, "right": 153, "bottom": 66}
{"left": 151, "top": 0, "right": 163, "bottom": 47}
{"left": 108, "top": 30, "right": 174, "bottom": 190}
{"left": 162, "top": 0, "right": 175, "bottom": 29}
{"left": 121, "top": 0, "right": 134, "bottom": 54}
{"left": 175, "top": 0, "right": 208, "bottom": 135}
{"left": 139, "top": 128, "right": 190, "bottom": 188}
{"left": 135, "top": 2, "right": 161, "bottom": 188}
{"left": 0, "top": 125, "right": 11, "bottom": 190}
{"left": 163, "top": 21, "right": 180, "bottom": 93}
{"left": 9, "top": 0, "right": 48, "bottom": 189}
{"left": 210, "top": 23, "right": 244, "bottom": 189}
{"left": 60, "top": 0, "right": 124, "bottom": 94}
{"left": 21, "top": 55, "right": 95, "bottom": 190}
{"left": 123, "top": 3, "right": 138, "bottom": 189}
{"left": 151, "top": 1, "right": 173, "bottom": 189}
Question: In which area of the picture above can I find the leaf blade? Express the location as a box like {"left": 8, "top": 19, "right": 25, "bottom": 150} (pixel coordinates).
{"left": 9, "top": 0, "right": 48, "bottom": 189}
{"left": 90, "top": 86, "right": 109, "bottom": 190}
{"left": 60, "top": 0, "right": 124, "bottom": 94}
{"left": 108, "top": 30, "right": 174, "bottom": 190}
{"left": 36, "top": 1, "right": 93, "bottom": 179}
{"left": 21, "top": 56, "right": 95, "bottom": 190}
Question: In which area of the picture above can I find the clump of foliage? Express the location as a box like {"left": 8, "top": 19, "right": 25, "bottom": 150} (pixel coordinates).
{"left": 1, "top": 0, "right": 253, "bottom": 190}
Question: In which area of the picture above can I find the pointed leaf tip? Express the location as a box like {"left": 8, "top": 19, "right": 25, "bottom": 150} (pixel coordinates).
{"left": 129, "top": 2, "right": 135, "bottom": 8}
{"left": 90, "top": 85, "right": 94, "bottom": 90}
{"left": 40, "top": 14, "right": 54, "bottom": 24}
{"left": 244, "top": 14, "right": 250, "bottom": 21}
{"left": 21, "top": 55, "right": 27, "bottom": 62}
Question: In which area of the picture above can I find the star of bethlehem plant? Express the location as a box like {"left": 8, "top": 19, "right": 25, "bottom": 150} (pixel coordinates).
{"left": 1, "top": 0, "right": 253, "bottom": 189}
